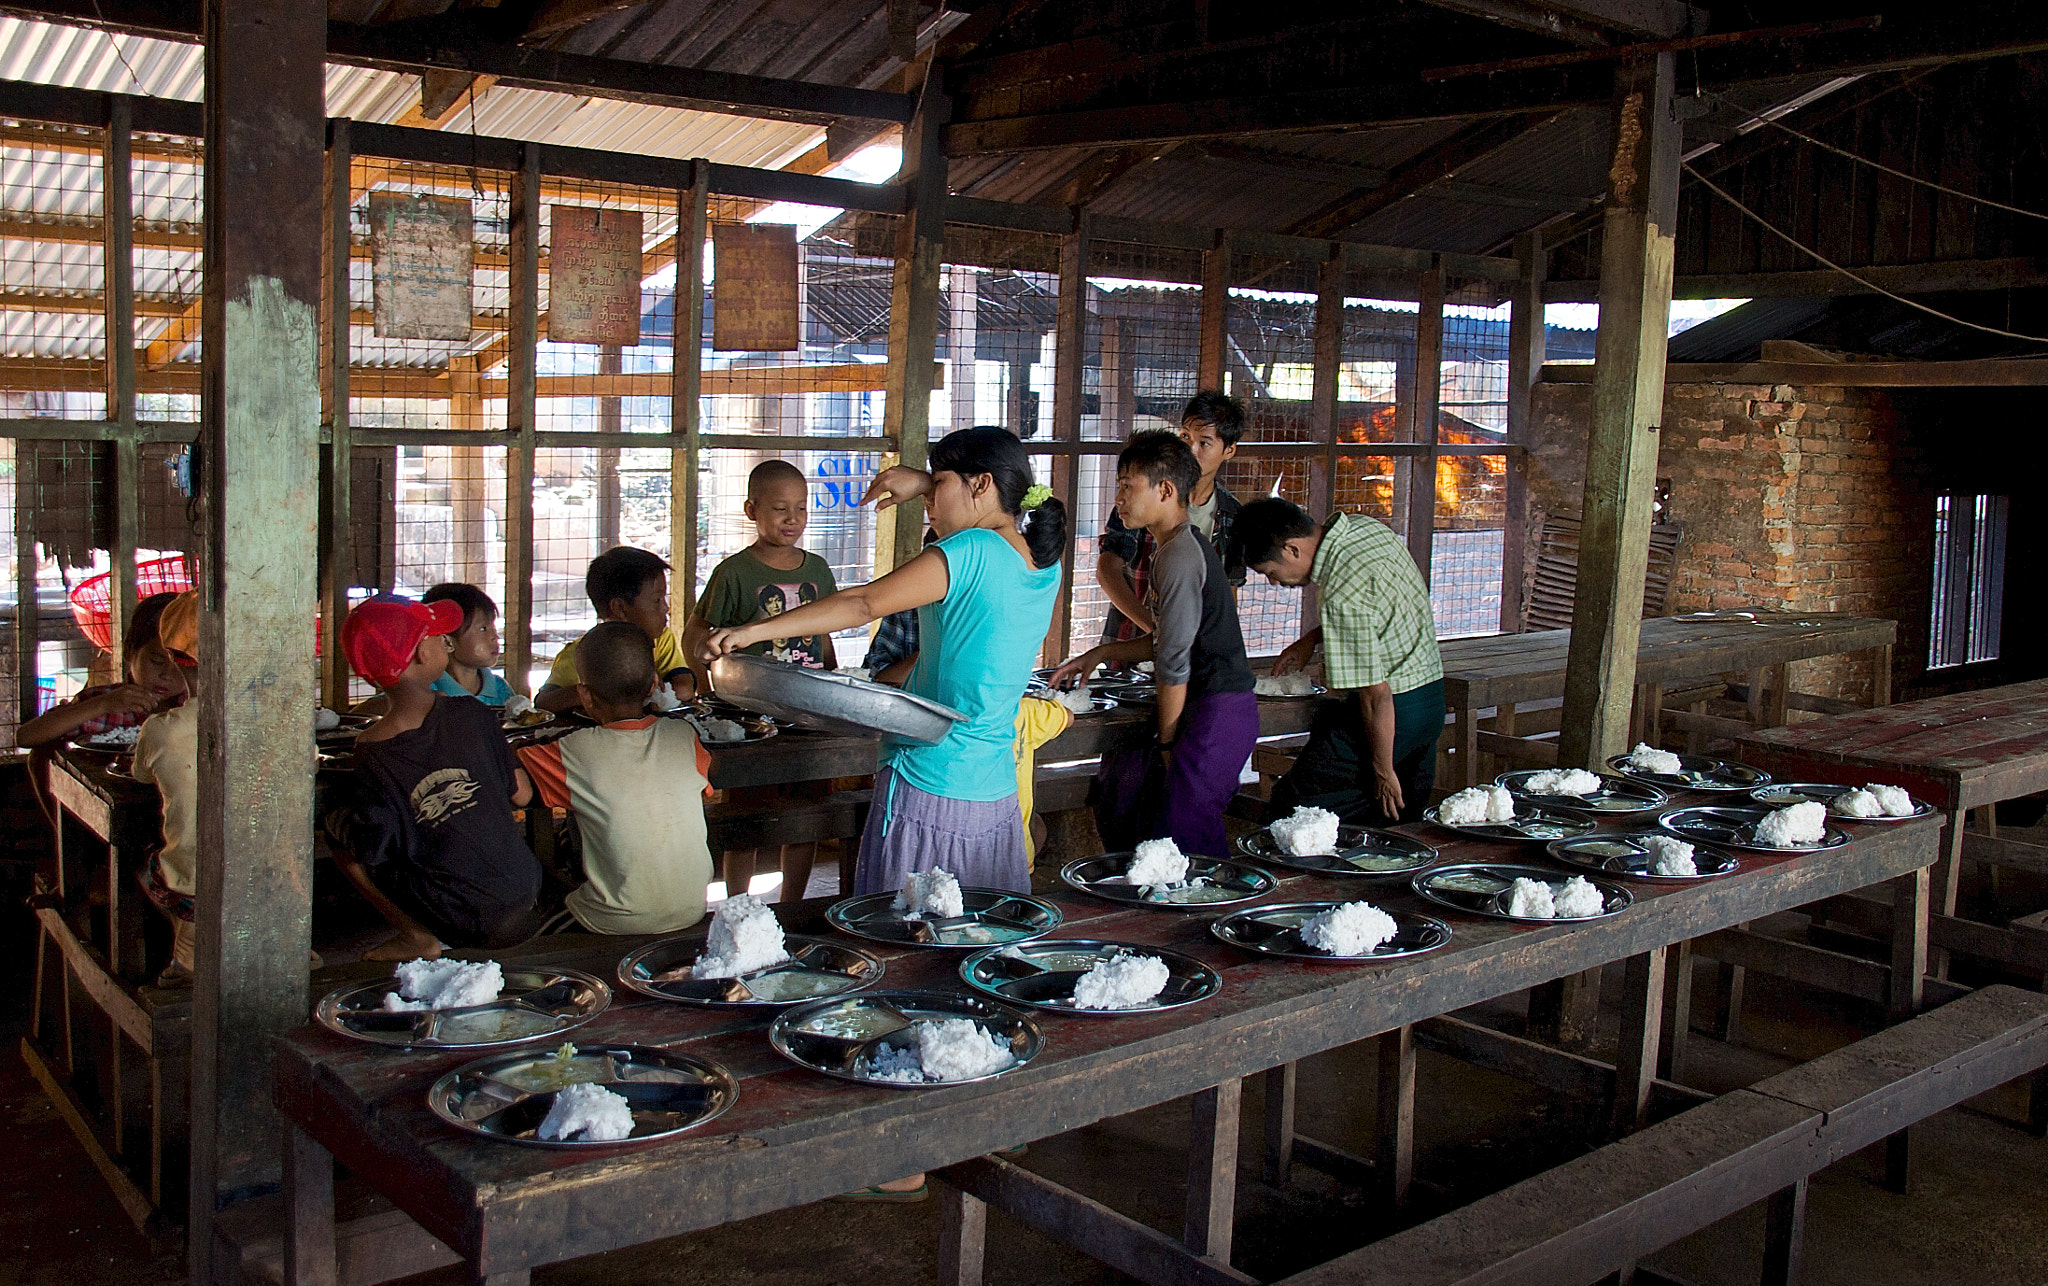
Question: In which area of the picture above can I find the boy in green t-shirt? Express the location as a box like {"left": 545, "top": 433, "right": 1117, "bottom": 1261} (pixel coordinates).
{"left": 683, "top": 459, "right": 840, "bottom": 693}
{"left": 682, "top": 458, "right": 839, "bottom": 903}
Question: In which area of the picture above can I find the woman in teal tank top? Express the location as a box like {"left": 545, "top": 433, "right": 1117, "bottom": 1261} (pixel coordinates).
{"left": 698, "top": 427, "right": 1067, "bottom": 896}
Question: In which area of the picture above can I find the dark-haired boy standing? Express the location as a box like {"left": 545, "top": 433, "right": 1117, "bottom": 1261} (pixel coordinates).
{"left": 1054, "top": 431, "right": 1257, "bottom": 858}
{"left": 1096, "top": 390, "right": 1247, "bottom": 642}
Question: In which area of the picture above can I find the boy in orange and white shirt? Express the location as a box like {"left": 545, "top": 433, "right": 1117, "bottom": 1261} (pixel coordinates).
{"left": 517, "top": 621, "right": 715, "bottom": 934}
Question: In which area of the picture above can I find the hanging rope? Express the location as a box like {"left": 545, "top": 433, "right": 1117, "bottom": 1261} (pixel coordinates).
{"left": 1681, "top": 162, "right": 2048, "bottom": 348}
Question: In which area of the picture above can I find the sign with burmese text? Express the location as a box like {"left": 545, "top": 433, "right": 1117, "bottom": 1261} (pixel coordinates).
{"left": 712, "top": 223, "right": 799, "bottom": 352}
{"left": 548, "top": 205, "right": 643, "bottom": 345}
{"left": 368, "top": 193, "right": 472, "bottom": 341}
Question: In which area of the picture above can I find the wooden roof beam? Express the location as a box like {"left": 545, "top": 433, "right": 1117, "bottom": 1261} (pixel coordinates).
{"left": 1545, "top": 256, "right": 2048, "bottom": 301}
{"left": 1411, "top": 0, "right": 1705, "bottom": 45}
{"left": 1543, "top": 358, "right": 2048, "bottom": 386}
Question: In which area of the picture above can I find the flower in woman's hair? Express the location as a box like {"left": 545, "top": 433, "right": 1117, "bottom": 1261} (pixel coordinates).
{"left": 1020, "top": 483, "right": 1053, "bottom": 511}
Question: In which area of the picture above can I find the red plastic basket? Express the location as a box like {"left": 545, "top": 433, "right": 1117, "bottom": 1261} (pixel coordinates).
{"left": 69, "top": 555, "right": 194, "bottom": 652}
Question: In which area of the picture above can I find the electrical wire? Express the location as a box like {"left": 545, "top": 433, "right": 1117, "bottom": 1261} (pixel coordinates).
{"left": 1707, "top": 89, "right": 2048, "bottom": 224}
{"left": 1682, "top": 161, "right": 2048, "bottom": 347}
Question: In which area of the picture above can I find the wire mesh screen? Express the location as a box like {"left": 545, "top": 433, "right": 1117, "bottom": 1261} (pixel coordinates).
{"left": 1433, "top": 279, "right": 1512, "bottom": 637}
{"left": 0, "top": 124, "right": 115, "bottom": 421}
{"left": 134, "top": 131, "right": 203, "bottom": 420}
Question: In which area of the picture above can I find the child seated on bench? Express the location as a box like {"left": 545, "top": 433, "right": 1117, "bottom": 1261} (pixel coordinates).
{"left": 334, "top": 593, "right": 544, "bottom": 959}
{"left": 516, "top": 622, "right": 715, "bottom": 935}
{"left": 129, "top": 591, "right": 200, "bottom": 986}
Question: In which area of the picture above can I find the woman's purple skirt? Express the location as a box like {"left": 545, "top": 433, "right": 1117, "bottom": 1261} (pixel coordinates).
{"left": 854, "top": 768, "right": 1031, "bottom": 895}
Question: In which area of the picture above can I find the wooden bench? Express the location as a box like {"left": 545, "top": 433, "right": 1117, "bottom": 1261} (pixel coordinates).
{"left": 1270, "top": 984, "right": 2048, "bottom": 1286}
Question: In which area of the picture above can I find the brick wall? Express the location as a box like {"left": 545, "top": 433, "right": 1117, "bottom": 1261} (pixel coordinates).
{"left": 1525, "top": 379, "right": 1931, "bottom": 703}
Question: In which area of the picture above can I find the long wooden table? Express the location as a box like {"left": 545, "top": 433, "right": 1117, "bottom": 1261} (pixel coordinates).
{"left": 271, "top": 805, "right": 1938, "bottom": 1286}
{"left": 1439, "top": 613, "right": 1898, "bottom": 789}
{"left": 1739, "top": 677, "right": 2048, "bottom": 979}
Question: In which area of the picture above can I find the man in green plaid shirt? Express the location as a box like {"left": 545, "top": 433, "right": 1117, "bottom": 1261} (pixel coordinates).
{"left": 1231, "top": 498, "right": 1445, "bottom": 824}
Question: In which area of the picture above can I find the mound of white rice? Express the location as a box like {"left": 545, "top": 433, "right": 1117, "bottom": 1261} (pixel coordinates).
{"left": 1641, "top": 835, "right": 1697, "bottom": 877}
{"left": 537, "top": 1082, "right": 635, "bottom": 1142}
{"left": 894, "top": 868, "right": 965, "bottom": 918}
{"left": 1554, "top": 875, "right": 1606, "bottom": 918}
{"left": 1866, "top": 783, "right": 1916, "bottom": 816}
{"left": 1506, "top": 878, "right": 1555, "bottom": 918}
{"left": 1254, "top": 672, "right": 1317, "bottom": 697}
{"left": 1127, "top": 838, "right": 1189, "bottom": 887}
{"left": 1270, "top": 806, "right": 1342, "bottom": 857}
{"left": 1831, "top": 788, "right": 1885, "bottom": 818}
{"left": 1440, "top": 785, "right": 1516, "bottom": 826}
{"left": 1625, "top": 743, "right": 1683, "bottom": 775}
{"left": 693, "top": 894, "right": 789, "bottom": 979}
{"left": 1522, "top": 768, "right": 1604, "bottom": 797}
{"left": 866, "top": 1019, "right": 1017, "bottom": 1082}
{"left": 382, "top": 958, "right": 504, "bottom": 1012}
{"left": 1071, "top": 953, "right": 1171, "bottom": 1009}
{"left": 1756, "top": 800, "right": 1827, "bottom": 847}
{"left": 1055, "top": 685, "right": 1097, "bottom": 714}
{"left": 1299, "top": 901, "right": 1398, "bottom": 955}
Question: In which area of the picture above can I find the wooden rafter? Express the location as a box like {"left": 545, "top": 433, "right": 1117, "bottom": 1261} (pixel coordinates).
{"left": 1415, "top": 0, "right": 1701, "bottom": 44}
{"left": 1285, "top": 114, "right": 1558, "bottom": 239}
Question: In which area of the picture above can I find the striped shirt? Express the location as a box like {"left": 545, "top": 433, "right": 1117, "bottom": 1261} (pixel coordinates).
{"left": 1312, "top": 512, "right": 1442, "bottom": 695}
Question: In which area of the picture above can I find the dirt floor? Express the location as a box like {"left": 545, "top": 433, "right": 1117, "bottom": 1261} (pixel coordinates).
{"left": 4, "top": 958, "right": 2046, "bottom": 1286}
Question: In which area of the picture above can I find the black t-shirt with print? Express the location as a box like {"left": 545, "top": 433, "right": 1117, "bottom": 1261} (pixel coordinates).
{"left": 349, "top": 694, "right": 541, "bottom": 945}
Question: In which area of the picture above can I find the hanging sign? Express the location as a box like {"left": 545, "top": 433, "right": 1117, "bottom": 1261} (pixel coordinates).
{"left": 548, "top": 205, "right": 644, "bottom": 345}
{"left": 368, "top": 193, "right": 473, "bottom": 341}
{"left": 712, "top": 223, "right": 799, "bottom": 352}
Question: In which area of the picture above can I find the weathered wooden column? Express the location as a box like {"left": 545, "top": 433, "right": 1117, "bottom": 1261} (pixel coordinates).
{"left": 503, "top": 146, "right": 540, "bottom": 694}
{"left": 1499, "top": 230, "right": 1544, "bottom": 633}
{"left": 1558, "top": 54, "right": 1680, "bottom": 767}
{"left": 670, "top": 160, "right": 708, "bottom": 622}
{"left": 948, "top": 263, "right": 978, "bottom": 432}
{"left": 877, "top": 62, "right": 949, "bottom": 575}
{"left": 1405, "top": 263, "right": 1444, "bottom": 580}
{"left": 596, "top": 344, "right": 625, "bottom": 551}
{"left": 1196, "top": 233, "right": 1228, "bottom": 391}
{"left": 319, "top": 118, "right": 354, "bottom": 708}
{"left": 1303, "top": 250, "right": 1343, "bottom": 631}
{"left": 1041, "top": 211, "right": 1089, "bottom": 662}
{"left": 191, "top": 0, "right": 325, "bottom": 1277}
{"left": 103, "top": 94, "right": 140, "bottom": 650}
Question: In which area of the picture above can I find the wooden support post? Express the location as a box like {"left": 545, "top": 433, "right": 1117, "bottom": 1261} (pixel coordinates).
{"left": 1713, "top": 958, "right": 1746, "bottom": 1044}
{"left": 1761, "top": 1177, "right": 1808, "bottom": 1286}
{"left": 1559, "top": 54, "right": 1680, "bottom": 769}
{"left": 1375, "top": 1025, "right": 1416, "bottom": 1206}
{"left": 671, "top": 162, "right": 707, "bottom": 621}
{"left": 446, "top": 356, "right": 488, "bottom": 588}
{"left": 503, "top": 146, "right": 540, "bottom": 696}
{"left": 1611, "top": 946, "right": 1669, "bottom": 1137}
{"left": 937, "top": 1179, "right": 987, "bottom": 1286}
{"left": 1659, "top": 940, "right": 1693, "bottom": 1084}
{"left": 192, "top": 0, "right": 325, "bottom": 1276}
{"left": 102, "top": 95, "right": 139, "bottom": 651}
{"left": 13, "top": 454, "right": 37, "bottom": 724}
{"left": 1529, "top": 968, "right": 1603, "bottom": 1049}
{"left": 1101, "top": 318, "right": 1135, "bottom": 438}
{"left": 320, "top": 118, "right": 353, "bottom": 709}
{"left": 1406, "top": 263, "right": 1443, "bottom": 581}
{"left": 948, "top": 262, "right": 978, "bottom": 432}
{"left": 1303, "top": 250, "right": 1343, "bottom": 634}
{"left": 1500, "top": 230, "right": 1542, "bottom": 633}
{"left": 1005, "top": 357, "right": 1031, "bottom": 436}
{"left": 1042, "top": 212, "right": 1088, "bottom": 664}
{"left": 1262, "top": 1062, "right": 1296, "bottom": 1185}
{"left": 1198, "top": 233, "right": 1228, "bottom": 390}
{"left": 1185, "top": 1079, "right": 1241, "bottom": 1263}
{"left": 282, "top": 1125, "right": 335, "bottom": 1286}
{"left": 595, "top": 344, "right": 623, "bottom": 550}
{"left": 877, "top": 63, "right": 949, "bottom": 575}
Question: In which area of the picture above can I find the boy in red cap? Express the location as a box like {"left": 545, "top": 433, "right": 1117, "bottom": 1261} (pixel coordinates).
{"left": 335, "top": 593, "right": 543, "bottom": 959}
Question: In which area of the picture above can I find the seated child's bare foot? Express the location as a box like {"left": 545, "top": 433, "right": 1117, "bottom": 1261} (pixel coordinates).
{"left": 365, "top": 929, "right": 443, "bottom": 962}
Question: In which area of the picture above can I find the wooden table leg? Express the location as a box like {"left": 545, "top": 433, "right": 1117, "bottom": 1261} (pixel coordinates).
{"left": 1745, "top": 667, "right": 1767, "bottom": 727}
{"left": 1870, "top": 642, "right": 1893, "bottom": 707}
{"left": 1493, "top": 702, "right": 1517, "bottom": 782}
{"left": 1929, "top": 810, "right": 1965, "bottom": 980}
{"left": 1374, "top": 1026, "right": 1415, "bottom": 1207}
{"left": 1262, "top": 1063, "right": 1296, "bottom": 1185}
{"left": 1185, "top": 1078, "right": 1241, "bottom": 1262}
{"left": 1761, "top": 1177, "right": 1808, "bottom": 1286}
{"left": 1885, "top": 865, "right": 1931, "bottom": 1195}
{"left": 1658, "top": 941, "right": 1693, "bottom": 1084}
{"left": 1528, "top": 969, "right": 1602, "bottom": 1050}
{"left": 1711, "top": 957, "right": 1746, "bottom": 1044}
{"left": 1764, "top": 662, "right": 1790, "bottom": 727}
{"left": 1452, "top": 703, "right": 1478, "bottom": 791}
{"left": 938, "top": 1178, "right": 987, "bottom": 1286}
{"left": 283, "top": 1123, "right": 336, "bottom": 1286}
{"left": 1610, "top": 947, "right": 1668, "bottom": 1138}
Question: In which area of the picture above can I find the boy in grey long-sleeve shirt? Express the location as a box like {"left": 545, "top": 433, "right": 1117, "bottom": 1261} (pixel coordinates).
{"left": 1053, "top": 432, "right": 1259, "bottom": 857}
